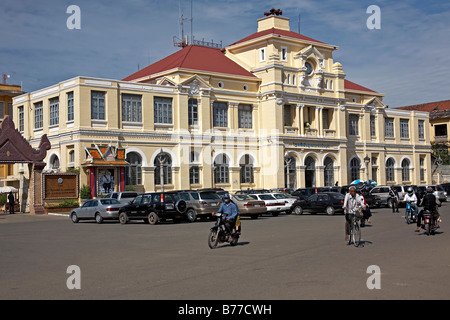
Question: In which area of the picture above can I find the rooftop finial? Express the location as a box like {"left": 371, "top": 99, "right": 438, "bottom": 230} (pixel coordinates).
{"left": 264, "top": 8, "right": 283, "bottom": 17}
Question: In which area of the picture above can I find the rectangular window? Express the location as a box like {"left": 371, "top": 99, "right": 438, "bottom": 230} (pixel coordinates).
{"left": 323, "top": 109, "right": 329, "bottom": 130}
{"left": 34, "top": 102, "right": 43, "bottom": 129}
{"left": 238, "top": 104, "right": 252, "bottom": 129}
{"left": 49, "top": 97, "right": 59, "bottom": 126}
{"left": 284, "top": 105, "right": 292, "bottom": 127}
{"left": 281, "top": 47, "right": 287, "bottom": 61}
{"left": 190, "top": 166, "right": 200, "bottom": 185}
{"left": 91, "top": 91, "right": 105, "bottom": 120}
{"left": 370, "top": 115, "right": 376, "bottom": 137}
{"left": 0, "top": 102, "right": 4, "bottom": 118}
{"left": 122, "top": 94, "right": 142, "bottom": 123}
{"left": 385, "top": 118, "right": 394, "bottom": 138}
{"left": 349, "top": 114, "right": 359, "bottom": 136}
{"left": 400, "top": 119, "right": 409, "bottom": 138}
{"left": 213, "top": 102, "right": 228, "bottom": 127}
{"left": 18, "top": 106, "right": 24, "bottom": 132}
{"left": 420, "top": 157, "right": 425, "bottom": 181}
{"left": 418, "top": 120, "right": 425, "bottom": 139}
{"left": 188, "top": 98, "right": 198, "bottom": 126}
{"left": 67, "top": 92, "right": 74, "bottom": 122}
{"left": 154, "top": 97, "right": 173, "bottom": 124}
{"left": 435, "top": 124, "right": 447, "bottom": 137}
{"left": 260, "top": 48, "right": 266, "bottom": 62}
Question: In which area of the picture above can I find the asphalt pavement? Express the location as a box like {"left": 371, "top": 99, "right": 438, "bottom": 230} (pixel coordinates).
{"left": 0, "top": 204, "right": 449, "bottom": 300}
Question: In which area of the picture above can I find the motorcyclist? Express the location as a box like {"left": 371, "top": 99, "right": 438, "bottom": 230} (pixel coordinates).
{"left": 415, "top": 187, "right": 441, "bottom": 232}
{"left": 404, "top": 187, "right": 418, "bottom": 219}
{"left": 216, "top": 193, "right": 239, "bottom": 234}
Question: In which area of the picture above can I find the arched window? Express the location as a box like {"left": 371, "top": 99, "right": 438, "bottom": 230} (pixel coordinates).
{"left": 154, "top": 153, "right": 172, "bottom": 185}
{"left": 50, "top": 155, "right": 60, "bottom": 170}
{"left": 401, "top": 159, "right": 410, "bottom": 182}
{"left": 350, "top": 157, "right": 361, "bottom": 182}
{"left": 324, "top": 157, "right": 335, "bottom": 187}
{"left": 126, "top": 152, "right": 142, "bottom": 186}
{"left": 214, "top": 154, "right": 229, "bottom": 184}
{"left": 284, "top": 156, "right": 297, "bottom": 189}
{"left": 386, "top": 158, "right": 395, "bottom": 182}
{"left": 240, "top": 155, "right": 254, "bottom": 184}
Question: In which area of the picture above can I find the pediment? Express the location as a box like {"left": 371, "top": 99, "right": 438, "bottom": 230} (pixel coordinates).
{"left": 295, "top": 45, "right": 325, "bottom": 68}
{"left": 366, "top": 97, "right": 385, "bottom": 109}
{"left": 156, "top": 77, "right": 177, "bottom": 87}
{"left": 180, "top": 75, "right": 212, "bottom": 96}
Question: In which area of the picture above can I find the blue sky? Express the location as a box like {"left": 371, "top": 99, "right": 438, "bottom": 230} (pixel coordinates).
{"left": 1, "top": 0, "right": 450, "bottom": 107}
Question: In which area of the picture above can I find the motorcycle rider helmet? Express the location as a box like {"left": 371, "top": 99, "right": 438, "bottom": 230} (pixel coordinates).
{"left": 223, "top": 194, "right": 231, "bottom": 203}
{"left": 407, "top": 187, "right": 413, "bottom": 196}
{"left": 426, "top": 187, "right": 434, "bottom": 194}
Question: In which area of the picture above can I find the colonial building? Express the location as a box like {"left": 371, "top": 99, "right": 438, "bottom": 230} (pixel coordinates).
{"left": 12, "top": 13, "right": 432, "bottom": 198}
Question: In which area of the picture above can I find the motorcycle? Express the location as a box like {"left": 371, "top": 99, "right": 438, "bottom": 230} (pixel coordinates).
{"left": 208, "top": 213, "right": 240, "bottom": 249}
{"left": 405, "top": 201, "right": 417, "bottom": 224}
{"left": 423, "top": 210, "right": 437, "bottom": 236}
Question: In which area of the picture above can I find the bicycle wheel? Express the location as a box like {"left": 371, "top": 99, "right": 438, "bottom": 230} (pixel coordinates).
{"left": 352, "top": 220, "right": 361, "bottom": 247}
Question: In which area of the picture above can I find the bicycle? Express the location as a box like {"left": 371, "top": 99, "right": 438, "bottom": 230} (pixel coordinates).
{"left": 347, "top": 208, "right": 362, "bottom": 247}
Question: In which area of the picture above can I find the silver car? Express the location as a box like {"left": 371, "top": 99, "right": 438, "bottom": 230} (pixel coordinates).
{"left": 70, "top": 199, "right": 123, "bottom": 224}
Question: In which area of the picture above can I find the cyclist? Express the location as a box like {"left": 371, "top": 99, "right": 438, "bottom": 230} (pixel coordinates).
{"left": 343, "top": 186, "right": 367, "bottom": 242}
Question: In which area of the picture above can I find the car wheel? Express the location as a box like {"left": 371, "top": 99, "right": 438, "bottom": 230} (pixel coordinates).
{"left": 293, "top": 206, "right": 303, "bottom": 215}
{"left": 326, "top": 206, "right": 335, "bottom": 216}
{"left": 119, "top": 212, "right": 128, "bottom": 225}
{"left": 272, "top": 212, "right": 279, "bottom": 217}
{"left": 186, "top": 209, "right": 197, "bottom": 222}
{"left": 250, "top": 214, "right": 259, "bottom": 219}
{"left": 71, "top": 212, "right": 79, "bottom": 223}
{"left": 148, "top": 212, "right": 159, "bottom": 225}
{"left": 95, "top": 213, "right": 103, "bottom": 224}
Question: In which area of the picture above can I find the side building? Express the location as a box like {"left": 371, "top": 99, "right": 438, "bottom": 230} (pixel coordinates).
{"left": 12, "top": 13, "right": 432, "bottom": 199}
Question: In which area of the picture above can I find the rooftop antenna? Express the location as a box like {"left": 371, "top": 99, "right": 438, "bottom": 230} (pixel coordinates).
{"left": 173, "top": 0, "right": 192, "bottom": 48}
{"left": 298, "top": 13, "right": 301, "bottom": 34}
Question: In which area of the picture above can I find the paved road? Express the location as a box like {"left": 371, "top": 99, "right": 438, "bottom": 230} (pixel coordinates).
{"left": 0, "top": 204, "right": 449, "bottom": 300}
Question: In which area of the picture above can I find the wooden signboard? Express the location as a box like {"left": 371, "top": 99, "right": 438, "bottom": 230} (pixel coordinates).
{"left": 43, "top": 173, "right": 79, "bottom": 200}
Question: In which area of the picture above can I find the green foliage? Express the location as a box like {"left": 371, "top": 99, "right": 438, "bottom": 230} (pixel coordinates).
{"left": 66, "top": 167, "right": 80, "bottom": 174}
{"left": 80, "top": 184, "right": 91, "bottom": 199}
{"left": 55, "top": 200, "right": 79, "bottom": 208}
{"left": 0, "top": 194, "right": 7, "bottom": 204}
{"left": 125, "top": 185, "right": 136, "bottom": 192}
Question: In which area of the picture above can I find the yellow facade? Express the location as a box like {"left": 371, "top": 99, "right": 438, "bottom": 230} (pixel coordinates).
{"left": 12, "top": 15, "right": 432, "bottom": 197}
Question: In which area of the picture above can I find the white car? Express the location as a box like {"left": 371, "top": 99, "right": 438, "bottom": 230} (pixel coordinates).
{"left": 248, "top": 194, "right": 285, "bottom": 216}
{"left": 268, "top": 193, "right": 297, "bottom": 213}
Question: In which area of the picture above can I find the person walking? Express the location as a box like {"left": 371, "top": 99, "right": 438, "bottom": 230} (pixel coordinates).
{"left": 8, "top": 191, "right": 15, "bottom": 214}
{"left": 389, "top": 186, "right": 399, "bottom": 213}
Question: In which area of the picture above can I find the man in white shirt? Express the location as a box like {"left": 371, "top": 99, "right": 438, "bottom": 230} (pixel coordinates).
{"left": 343, "top": 186, "right": 366, "bottom": 242}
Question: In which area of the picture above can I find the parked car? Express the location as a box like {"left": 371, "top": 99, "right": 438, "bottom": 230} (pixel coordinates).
{"left": 118, "top": 192, "right": 187, "bottom": 225}
{"left": 268, "top": 193, "right": 297, "bottom": 213}
{"left": 291, "top": 187, "right": 319, "bottom": 200}
{"left": 70, "top": 198, "right": 123, "bottom": 224}
{"left": 370, "top": 186, "right": 393, "bottom": 208}
{"left": 104, "top": 191, "right": 139, "bottom": 205}
{"left": 290, "top": 192, "right": 345, "bottom": 215}
{"left": 177, "top": 190, "right": 222, "bottom": 222}
{"left": 269, "top": 188, "right": 295, "bottom": 195}
{"left": 420, "top": 185, "right": 447, "bottom": 202}
{"left": 247, "top": 194, "right": 285, "bottom": 216}
{"left": 230, "top": 194, "right": 266, "bottom": 219}
{"left": 235, "top": 189, "right": 271, "bottom": 195}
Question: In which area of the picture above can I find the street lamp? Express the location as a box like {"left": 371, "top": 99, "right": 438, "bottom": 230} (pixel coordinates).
{"left": 364, "top": 155, "right": 371, "bottom": 182}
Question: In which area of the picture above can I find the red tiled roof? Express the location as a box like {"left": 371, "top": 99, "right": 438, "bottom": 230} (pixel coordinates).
{"left": 344, "top": 79, "right": 378, "bottom": 93}
{"left": 228, "top": 28, "right": 325, "bottom": 47}
{"left": 397, "top": 100, "right": 450, "bottom": 112}
{"left": 123, "top": 45, "right": 256, "bottom": 81}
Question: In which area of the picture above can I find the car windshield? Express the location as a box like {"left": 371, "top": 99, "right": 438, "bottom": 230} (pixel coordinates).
{"left": 100, "top": 199, "right": 121, "bottom": 205}
{"left": 259, "top": 194, "right": 276, "bottom": 200}
{"left": 200, "top": 192, "right": 220, "bottom": 200}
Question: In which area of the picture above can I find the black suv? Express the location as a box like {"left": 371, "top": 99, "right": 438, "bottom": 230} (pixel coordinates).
{"left": 118, "top": 192, "right": 187, "bottom": 225}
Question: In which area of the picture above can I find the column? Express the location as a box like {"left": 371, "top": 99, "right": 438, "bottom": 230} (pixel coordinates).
{"left": 296, "top": 104, "right": 305, "bottom": 136}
